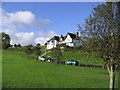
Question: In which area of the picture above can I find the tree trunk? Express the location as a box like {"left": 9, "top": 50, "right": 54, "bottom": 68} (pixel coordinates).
{"left": 36, "top": 55, "right": 38, "bottom": 62}
{"left": 109, "top": 70, "right": 115, "bottom": 90}
{"left": 107, "top": 64, "right": 116, "bottom": 90}
{"left": 28, "top": 55, "right": 29, "bottom": 60}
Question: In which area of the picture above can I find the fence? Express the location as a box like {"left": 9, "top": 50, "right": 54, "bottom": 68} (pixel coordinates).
{"left": 78, "top": 63, "right": 106, "bottom": 69}
{"left": 38, "top": 56, "right": 106, "bottom": 69}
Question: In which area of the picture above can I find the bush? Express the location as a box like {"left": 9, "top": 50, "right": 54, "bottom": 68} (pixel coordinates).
{"left": 64, "top": 45, "right": 73, "bottom": 52}
{"left": 64, "top": 45, "right": 82, "bottom": 52}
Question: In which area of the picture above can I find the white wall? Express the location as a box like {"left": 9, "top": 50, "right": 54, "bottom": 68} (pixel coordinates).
{"left": 65, "top": 34, "right": 80, "bottom": 47}
{"left": 47, "top": 45, "right": 53, "bottom": 49}
{"left": 47, "top": 40, "right": 59, "bottom": 49}
{"left": 54, "top": 40, "right": 59, "bottom": 45}
{"left": 66, "top": 42, "right": 74, "bottom": 47}
{"left": 64, "top": 34, "right": 72, "bottom": 43}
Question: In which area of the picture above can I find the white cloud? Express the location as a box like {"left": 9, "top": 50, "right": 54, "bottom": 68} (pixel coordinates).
{"left": 1, "top": 8, "right": 58, "bottom": 46}
{"left": 34, "top": 30, "right": 57, "bottom": 45}
{"left": 4, "top": 11, "right": 35, "bottom": 25}
{"left": 34, "top": 37, "right": 47, "bottom": 45}
{"left": 11, "top": 32, "right": 35, "bottom": 46}
{"left": 1, "top": 9, "right": 36, "bottom": 46}
{"left": 2, "top": 9, "right": 36, "bottom": 34}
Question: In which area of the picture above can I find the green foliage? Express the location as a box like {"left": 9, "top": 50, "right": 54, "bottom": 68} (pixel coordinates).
{"left": 0, "top": 32, "right": 11, "bottom": 49}
{"left": 34, "top": 47, "right": 41, "bottom": 56}
{"left": 64, "top": 46, "right": 82, "bottom": 52}
{"left": 14, "top": 44, "right": 21, "bottom": 48}
{"left": 51, "top": 45, "right": 62, "bottom": 63}
{"left": 34, "top": 44, "right": 41, "bottom": 60}
{"left": 82, "top": 2, "right": 120, "bottom": 89}
{"left": 64, "top": 45, "right": 73, "bottom": 52}
{"left": 83, "top": 2, "right": 120, "bottom": 64}
{"left": 24, "top": 45, "right": 33, "bottom": 59}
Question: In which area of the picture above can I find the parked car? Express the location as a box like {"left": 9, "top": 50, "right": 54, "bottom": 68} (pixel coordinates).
{"left": 44, "top": 58, "right": 51, "bottom": 62}
{"left": 65, "top": 60, "right": 79, "bottom": 66}
{"left": 38, "top": 56, "right": 45, "bottom": 61}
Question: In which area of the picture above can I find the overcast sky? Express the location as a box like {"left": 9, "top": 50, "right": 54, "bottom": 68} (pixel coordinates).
{"left": 1, "top": 2, "right": 104, "bottom": 46}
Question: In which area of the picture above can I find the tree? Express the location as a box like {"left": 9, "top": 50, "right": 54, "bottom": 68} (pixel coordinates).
{"left": 83, "top": 2, "right": 120, "bottom": 90}
{"left": 24, "top": 45, "right": 33, "bottom": 59}
{"left": 52, "top": 45, "right": 62, "bottom": 65}
{"left": 14, "top": 44, "right": 17, "bottom": 48}
{"left": 0, "top": 32, "right": 11, "bottom": 49}
{"left": 18, "top": 44, "right": 21, "bottom": 47}
{"left": 34, "top": 43, "right": 41, "bottom": 61}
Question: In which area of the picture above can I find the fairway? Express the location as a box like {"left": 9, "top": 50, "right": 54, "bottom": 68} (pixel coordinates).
{"left": 2, "top": 51, "right": 118, "bottom": 88}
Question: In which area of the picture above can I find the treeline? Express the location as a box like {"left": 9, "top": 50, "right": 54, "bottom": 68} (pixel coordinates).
{"left": 0, "top": 32, "right": 41, "bottom": 61}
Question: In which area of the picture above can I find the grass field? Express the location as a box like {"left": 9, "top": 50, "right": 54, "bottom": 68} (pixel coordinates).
{"left": 0, "top": 50, "right": 2, "bottom": 89}
{"left": 2, "top": 50, "right": 118, "bottom": 88}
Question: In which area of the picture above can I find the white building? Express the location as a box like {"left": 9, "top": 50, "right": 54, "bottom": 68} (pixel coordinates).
{"left": 46, "top": 32, "right": 81, "bottom": 50}
{"left": 47, "top": 36, "right": 59, "bottom": 50}
{"left": 64, "top": 33, "right": 80, "bottom": 47}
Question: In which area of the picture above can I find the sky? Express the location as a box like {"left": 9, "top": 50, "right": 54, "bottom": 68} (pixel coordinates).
{"left": 1, "top": 2, "right": 104, "bottom": 46}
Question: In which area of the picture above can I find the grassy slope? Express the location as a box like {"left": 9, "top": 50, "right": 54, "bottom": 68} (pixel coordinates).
{"left": 2, "top": 51, "right": 118, "bottom": 88}
{"left": 45, "top": 50, "right": 104, "bottom": 65}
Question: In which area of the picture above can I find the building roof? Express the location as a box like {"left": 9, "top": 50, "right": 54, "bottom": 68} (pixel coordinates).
{"left": 60, "top": 35, "right": 65, "bottom": 40}
{"left": 47, "top": 32, "right": 78, "bottom": 43}
{"left": 47, "top": 36, "right": 59, "bottom": 42}
{"left": 66, "top": 33, "right": 77, "bottom": 39}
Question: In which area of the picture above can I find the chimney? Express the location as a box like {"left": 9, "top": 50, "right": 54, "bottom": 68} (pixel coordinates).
{"left": 76, "top": 32, "right": 79, "bottom": 39}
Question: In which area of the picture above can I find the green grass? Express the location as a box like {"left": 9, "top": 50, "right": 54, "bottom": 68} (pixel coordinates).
{"left": 45, "top": 50, "right": 104, "bottom": 65}
{"left": 2, "top": 50, "right": 118, "bottom": 88}
{"left": 0, "top": 50, "right": 2, "bottom": 89}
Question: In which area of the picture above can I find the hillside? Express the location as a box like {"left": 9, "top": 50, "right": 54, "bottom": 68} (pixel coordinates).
{"left": 44, "top": 50, "right": 104, "bottom": 65}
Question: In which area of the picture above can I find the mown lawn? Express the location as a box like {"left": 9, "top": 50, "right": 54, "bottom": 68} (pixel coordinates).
{"left": 0, "top": 50, "right": 2, "bottom": 88}
{"left": 2, "top": 50, "right": 118, "bottom": 88}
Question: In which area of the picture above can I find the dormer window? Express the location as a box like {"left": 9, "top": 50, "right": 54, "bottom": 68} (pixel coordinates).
{"left": 51, "top": 40, "right": 54, "bottom": 43}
